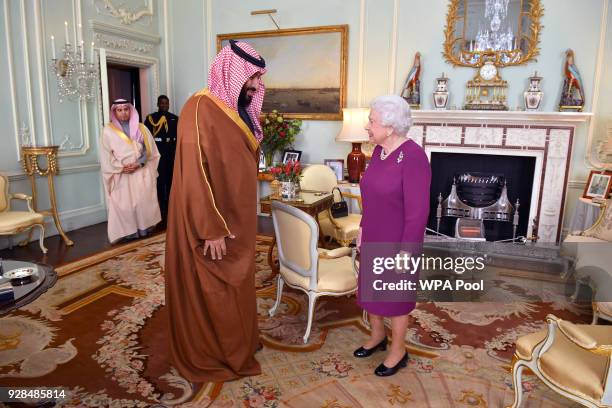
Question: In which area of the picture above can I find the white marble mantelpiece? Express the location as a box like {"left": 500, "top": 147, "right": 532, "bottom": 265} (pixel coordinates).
{"left": 411, "top": 110, "right": 593, "bottom": 125}
{"left": 408, "top": 110, "right": 592, "bottom": 243}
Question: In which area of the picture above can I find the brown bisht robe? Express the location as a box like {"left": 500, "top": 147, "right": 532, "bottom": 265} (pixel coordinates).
{"left": 165, "top": 88, "right": 261, "bottom": 382}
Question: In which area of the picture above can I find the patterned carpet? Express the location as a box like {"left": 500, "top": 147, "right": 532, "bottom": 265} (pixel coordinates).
{"left": 0, "top": 234, "right": 588, "bottom": 407}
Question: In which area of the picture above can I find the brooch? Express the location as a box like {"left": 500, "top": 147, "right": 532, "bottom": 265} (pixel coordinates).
{"left": 397, "top": 151, "right": 404, "bottom": 163}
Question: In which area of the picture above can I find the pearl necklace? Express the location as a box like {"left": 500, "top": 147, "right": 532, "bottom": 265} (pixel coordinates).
{"left": 380, "top": 145, "right": 404, "bottom": 163}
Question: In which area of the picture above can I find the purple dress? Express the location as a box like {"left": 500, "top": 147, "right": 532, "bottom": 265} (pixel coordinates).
{"left": 357, "top": 139, "right": 431, "bottom": 317}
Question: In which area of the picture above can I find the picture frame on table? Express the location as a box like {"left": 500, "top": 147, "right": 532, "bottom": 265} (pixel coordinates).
{"left": 324, "top": 159, "right": 344, "bottom": 181}
{"left": 258, "top": 151, "right": 266, "bottom": 170}
{"left": 282, "top": 149, "right": 302, "bottom": 164}
{"left": 583, "top": 170, "right": 612, "bottom": 199}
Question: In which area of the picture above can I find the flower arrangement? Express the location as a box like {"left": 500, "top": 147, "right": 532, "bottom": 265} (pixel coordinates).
{"left": 270, "top": 161, "right": 302, "bottom": 199}
{"left": 270, "top": 160, "right": 302, "bottom": 183}
{"left": 260, "top": 110, "right": 302, "bottom": 167}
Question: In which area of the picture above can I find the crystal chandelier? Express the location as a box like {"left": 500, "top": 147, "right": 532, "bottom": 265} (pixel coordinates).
{"left": 485, "top": 0, "right": 510, "bottom": 21}
{"left": 474, "top": 0, "right": 515, "bottom": 52}
{"left": 49, "top": 22, "right": 98, "bottom": 102}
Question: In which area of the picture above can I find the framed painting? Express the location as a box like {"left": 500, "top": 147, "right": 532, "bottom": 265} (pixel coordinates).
{"left": 324, "top": 159, "right": 344, "bottom": 181}
{"left": 282, "top": 149, "right": 302, "bottom": 164}
{"left": 217, "top": 25, "right": 348, "bottom": 120}
{"left": 583, "top": 170, "right": 612, "bottom": 199}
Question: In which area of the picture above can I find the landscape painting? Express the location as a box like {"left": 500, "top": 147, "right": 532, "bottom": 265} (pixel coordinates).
{"left": 218, "top": 25, "right": 347, "bottom": 120}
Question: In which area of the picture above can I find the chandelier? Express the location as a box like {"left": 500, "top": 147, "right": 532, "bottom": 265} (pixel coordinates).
{"left": 49, "top": 22, "right": 98, "bottom": 102}
{"left": 485, "top": 0, "right": 510, "bottom": 26}
{"left": 473, "top": 0, "right": 515, "bottom": 52}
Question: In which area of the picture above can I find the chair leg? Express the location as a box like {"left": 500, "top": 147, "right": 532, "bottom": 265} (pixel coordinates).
{"left": 570, "top": 278, "right": 587, "bottom": 302}
{"left": 269, "top": 275, "right": 284, "bottom": 317}
{"left": 362, "top": 310, "right": 370, "bottom": 329}
{"left": 36, "top": 224, "right": 48, "bottom": 254}
{"left": 507, "top": 361, "right": 525, "bottom": 408}
{"left": 303, "top": 291, "right": 318, "bottom": 344}
{"left": 592, "top": 309, "right": 599, "bottom": 325}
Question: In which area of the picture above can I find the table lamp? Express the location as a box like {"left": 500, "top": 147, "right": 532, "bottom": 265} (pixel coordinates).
{"left": 336, "top": 108, "right": 370, "bottom": 183}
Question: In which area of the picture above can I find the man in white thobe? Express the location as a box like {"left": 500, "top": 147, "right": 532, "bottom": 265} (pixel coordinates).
{"left": 99, "top": 99, "right": 161, "bottom": 243}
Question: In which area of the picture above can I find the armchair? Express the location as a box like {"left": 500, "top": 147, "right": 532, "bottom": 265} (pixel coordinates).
{"left": 509, "top": 314, "right": 612, "bottom": 408}
{"left": 0, "top": 174, "right": 47, "bottom": 253}
{"left": 301, "top": 164, "right": 362, "bottom": 247}
{"left": 269, "top": 201, "right": 357, "bottom": 343}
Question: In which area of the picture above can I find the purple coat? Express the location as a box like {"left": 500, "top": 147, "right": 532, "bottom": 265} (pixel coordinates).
{"left": 357, "top": 139, "right": 431, "bottom": 317}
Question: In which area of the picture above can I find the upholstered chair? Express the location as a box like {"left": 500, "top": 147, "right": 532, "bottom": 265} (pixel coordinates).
{"left": 269, "top": 201, "right": 357, "bottom": 343}
{"left": 562, "top": 199, "right": 612, "bottom": 324}
{"left": 0, "top": 174, "right": 47, "bottom": 253}
{"left": 508, "top": 314, "right": 612, "bottom": 408}
{"left": 592, "top": 302, "right": 612, "bottom": 324}
{"left": 300, "top": 164, "right": 362, "bottom": 247}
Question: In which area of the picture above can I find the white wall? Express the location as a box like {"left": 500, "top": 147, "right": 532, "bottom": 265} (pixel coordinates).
{"left": 0, "top": 0, "right": 170, "bottom": 248}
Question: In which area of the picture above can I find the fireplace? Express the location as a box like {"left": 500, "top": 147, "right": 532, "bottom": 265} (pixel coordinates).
{"left": 429, "top": 152, "right": 536, "bottom": 241}
{"left": 405, "top": 110, "right": 591, "bottom": 242}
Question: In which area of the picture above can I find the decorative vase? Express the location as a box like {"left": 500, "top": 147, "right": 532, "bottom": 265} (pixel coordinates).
{"left": 524, "top": 72, "right": 543, "bottom": 111}
{"left": 433, "top": 74, "right": 449, "bottom": 110}
{"left": 280, "top": 181, "right": 298, "bottom": 200}
{"left": 264, "top": 150, "right": 275, "bottom": 169}
{"left": 347, "top": 143, "right": 365, "bottom": 183}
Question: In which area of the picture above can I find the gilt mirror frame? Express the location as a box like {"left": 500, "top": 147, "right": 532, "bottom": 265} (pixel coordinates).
{"left": 443, "top": 0, "right": 544, "bottom": 67}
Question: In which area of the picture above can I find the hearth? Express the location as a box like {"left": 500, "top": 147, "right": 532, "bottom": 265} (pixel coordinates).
{"left": 406, "top": 110, "right": 588, "bottom": 242}
{"left": 429, "top": 153, "right": 535, "bottom": 241}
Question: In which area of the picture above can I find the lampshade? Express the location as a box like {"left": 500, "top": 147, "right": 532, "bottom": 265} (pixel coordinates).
{"left": 336, "top": 108, "right": 370, "bottom": 142}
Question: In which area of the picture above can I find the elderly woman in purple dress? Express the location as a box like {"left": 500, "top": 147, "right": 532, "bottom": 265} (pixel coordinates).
{"left": 354, "top": 95, "right": 431, "bottom": 376}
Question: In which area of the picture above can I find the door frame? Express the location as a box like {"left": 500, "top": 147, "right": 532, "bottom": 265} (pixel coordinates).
{"left": 97, "top": 48, "right": 160, "bottom": 125}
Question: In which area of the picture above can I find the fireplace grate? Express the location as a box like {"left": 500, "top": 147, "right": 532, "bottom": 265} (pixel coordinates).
{"left": 436, "top": 172, "right": 520, "bottom": 241}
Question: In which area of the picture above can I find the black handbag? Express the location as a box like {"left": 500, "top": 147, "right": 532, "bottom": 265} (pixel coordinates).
{"left": 330, "top": 187, "right": 349, "bottom": 218}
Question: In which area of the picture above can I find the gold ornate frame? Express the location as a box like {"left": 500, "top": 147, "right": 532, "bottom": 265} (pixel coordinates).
{"left": 443, "top": 0, "right": 543, "bottom": 67}
{"left": 217, "top": 25, "right": 348, "bottom": 121}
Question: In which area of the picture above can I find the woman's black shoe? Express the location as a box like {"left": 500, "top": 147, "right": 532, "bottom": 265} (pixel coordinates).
{"left": 353, "top": 337, "right": 388, "bottom": 358}
{"left": 374, "top": 352, "right": 409, "bottom": 376}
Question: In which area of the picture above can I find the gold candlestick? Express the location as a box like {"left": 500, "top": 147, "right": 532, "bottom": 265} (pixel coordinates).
{"left": 21, "top": 145, "right": 74, "bottom": 246}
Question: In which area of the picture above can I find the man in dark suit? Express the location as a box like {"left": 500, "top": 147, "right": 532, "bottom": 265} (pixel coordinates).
{"left": 145, "top": 95, "right": 178, "bottom": 224}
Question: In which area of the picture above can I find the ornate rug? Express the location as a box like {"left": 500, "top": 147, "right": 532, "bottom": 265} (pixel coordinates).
{"left": 0, "top": 234, "right": 587, "bottom": 407}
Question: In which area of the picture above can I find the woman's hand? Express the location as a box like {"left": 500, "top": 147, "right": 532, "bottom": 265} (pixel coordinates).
{"left": 356, "top": 227, "right": 362, "bottom": 252}
{"left": 395, "top": 250, "right": 411, "bottom": 274}
{"left": 203, "top": 234, "right": 236, "bottom": 260}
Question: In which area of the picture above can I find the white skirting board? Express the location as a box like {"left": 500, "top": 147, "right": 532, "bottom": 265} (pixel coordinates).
{"left": 0, "top": 203, "right": 107, "bottom": 250}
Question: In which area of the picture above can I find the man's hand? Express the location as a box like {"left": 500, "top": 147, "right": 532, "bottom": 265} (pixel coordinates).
{"left": 122, "top": 163, "right": 140, "bottom": 174}
{"left": 203, "top": 234, "right": 236, "bottom": 260}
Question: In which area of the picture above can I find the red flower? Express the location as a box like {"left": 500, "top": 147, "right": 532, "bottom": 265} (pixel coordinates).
{"left": 279, "top": 132, "right": 286, "bottom": 138}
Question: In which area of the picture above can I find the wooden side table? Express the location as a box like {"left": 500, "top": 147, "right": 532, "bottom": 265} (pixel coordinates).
{"left": 257, "top": 171, "right": 275, "bottom": 182}
{"left": 260, "top": 191, "right": 333, "bottom": 279}
{"left": 21, "top": 146, "right": 74, "bottom": 246}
